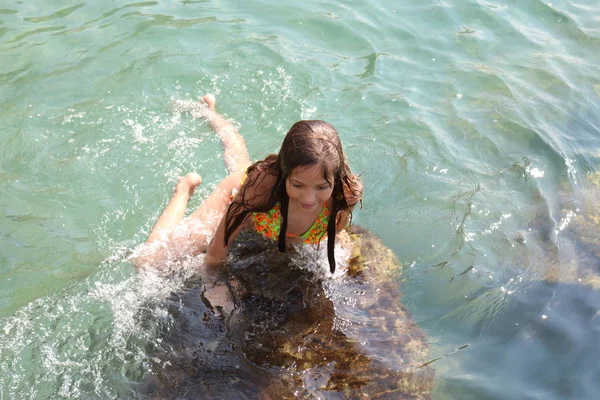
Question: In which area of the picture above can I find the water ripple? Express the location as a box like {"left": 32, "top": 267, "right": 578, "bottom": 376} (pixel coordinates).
{"left": 7, "top": 25, "right": 65, "bottom": 43}
{"left": 23, "top": 4, "right": 84, "bottom": 23}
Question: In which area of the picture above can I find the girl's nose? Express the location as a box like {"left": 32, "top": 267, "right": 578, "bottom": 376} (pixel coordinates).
{"left": 302, "top": 190, "right": 317, "bottom": 203}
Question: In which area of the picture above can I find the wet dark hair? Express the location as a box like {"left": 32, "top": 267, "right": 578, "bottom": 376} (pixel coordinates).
{"left": 224, "top": 120, "right": 362, "bottom": 273}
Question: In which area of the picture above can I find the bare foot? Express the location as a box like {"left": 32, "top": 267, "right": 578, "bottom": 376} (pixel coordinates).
{"left": 175, "top": 172, "right": 202, "bottom": 196}
{"left": 171, "top": 94, "right": 216, "bottom": 119}
{"left": 201, "top": 94, "right": 216, "bottom": 111}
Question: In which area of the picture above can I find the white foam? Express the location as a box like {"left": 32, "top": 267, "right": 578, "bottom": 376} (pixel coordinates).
{"left": 124, "top": 119, "right": 149, "bottom": 143}
{"left": 555, "top": 209, "right": 575, "bottom": 234}
{"left": 526, "top": 165, "right": 545, "bottom": 178}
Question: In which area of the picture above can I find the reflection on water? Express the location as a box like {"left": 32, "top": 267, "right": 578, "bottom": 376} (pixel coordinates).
{"left": 140, "top": 227, "right": 434, "bottom": 399}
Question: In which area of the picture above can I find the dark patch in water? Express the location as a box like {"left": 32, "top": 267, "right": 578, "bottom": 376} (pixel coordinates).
{"left": 459, "top": 281, "right": 600, "bottom": 399}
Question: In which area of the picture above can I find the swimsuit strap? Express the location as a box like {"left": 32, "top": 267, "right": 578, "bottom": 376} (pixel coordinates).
{"left": 252, "top": 202, "right": 329, "bottom": 245}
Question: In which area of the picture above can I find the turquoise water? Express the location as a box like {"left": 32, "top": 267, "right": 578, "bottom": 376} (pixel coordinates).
{"left": 1, "top": 0, "right": 599, "bottom": 398}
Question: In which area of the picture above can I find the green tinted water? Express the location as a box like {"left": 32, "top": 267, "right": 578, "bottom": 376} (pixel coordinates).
{"left": 1, "top": 0, "right": 599, "bottom": 398}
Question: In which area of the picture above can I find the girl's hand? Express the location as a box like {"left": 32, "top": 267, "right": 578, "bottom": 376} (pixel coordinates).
{"left": 203, "top": 280, "right": 234, "bottom": 315}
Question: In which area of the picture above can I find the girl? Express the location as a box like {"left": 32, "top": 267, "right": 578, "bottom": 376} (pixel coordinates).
{"left": 136, "top": 95, "right": 362, "bottom": 295}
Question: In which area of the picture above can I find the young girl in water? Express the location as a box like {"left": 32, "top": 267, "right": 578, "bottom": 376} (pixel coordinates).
{"left": 137, "top": 95, "right": 362, "bottom": 291}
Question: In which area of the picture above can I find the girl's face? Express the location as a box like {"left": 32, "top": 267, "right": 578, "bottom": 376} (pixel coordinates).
{"left": 286, "top": 163, "right": 334, "bottom": 213}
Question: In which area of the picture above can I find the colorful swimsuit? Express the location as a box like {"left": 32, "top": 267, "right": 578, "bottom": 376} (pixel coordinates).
{"left": 252, "top": 202, "right": 329, "bottom": 245}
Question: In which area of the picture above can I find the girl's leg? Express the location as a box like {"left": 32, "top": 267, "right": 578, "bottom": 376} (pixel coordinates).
{"left": 148, "top": 94, "right": 249, "bottom": 245}
{"left": 133, "top": 173, "right": 203, "bottom": 270}
{"left": 185, "top": 169, "right": 245, "bottom": 249}
{"left": 201, "top": 94, "right": 251, "bottom": 174}
{"left": 146, "top": 173, "right": 202, "bottom": 244}
{"left": 178, "top": 94, "right": 251, "bottom": 238}
{"left": 173, "top": 95, "right": 251, "bottom": 174}
{"left": 134, "top": 172, "right": 237, "bottom": 270}
{"left": 135, "top": 95, "right": 249, "bottom": 270}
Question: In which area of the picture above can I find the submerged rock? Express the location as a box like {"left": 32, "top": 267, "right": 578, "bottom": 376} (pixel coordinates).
{"left": 138, "top": 226, "right": 434, "bottom": 399}
{"left": 449, "top": 280, "right": 600, "bottom": 400}
{"left": 555, "top": 171, "right": 600, "bottom": 288}
{"left": 563, "top": 172, "right": 600, "bottom": 259}
{"left": 514, "top": 172, "right": 600, "bottom": 288}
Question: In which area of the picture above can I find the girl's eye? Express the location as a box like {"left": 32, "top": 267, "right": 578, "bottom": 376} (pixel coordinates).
{"left": 292, "top": 183, "right": 302, "bottom": 188}
{"left": 318, "top": 186, "right": 330, "bottom": 191}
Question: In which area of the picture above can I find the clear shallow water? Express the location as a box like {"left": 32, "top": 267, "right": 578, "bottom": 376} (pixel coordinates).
{"left": 1, "top": 0, "right": 599, "bottom": 399}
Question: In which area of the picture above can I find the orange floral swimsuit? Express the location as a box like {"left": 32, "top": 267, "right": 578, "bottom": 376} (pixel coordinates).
{"left": 252, "top": 202, "right": 330, "bottom": 245}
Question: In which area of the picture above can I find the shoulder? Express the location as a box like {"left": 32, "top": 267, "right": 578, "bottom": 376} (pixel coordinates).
{"left": 240, "top": 166, "right": 278, "bottom": 207}
{"left": 342, "top": 173, "right": 363, "bottom": 209}
{"left": 245, "top": 166, "right": 277, "bottom": 194}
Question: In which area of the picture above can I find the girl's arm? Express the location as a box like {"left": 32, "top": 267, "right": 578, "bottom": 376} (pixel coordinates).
{"left": 335, "top": 208, "right": 353, "bottom": 233}
{"left": 201, "top": 210, "right": 244, "bottom": 281}
{"left": 199, "top": 212, "right": 245, "bottom": 313}
{"left": 200, "top": 169, "right": 274, "bottom": 311}
{"left": 203, "top": 168, "right": 276, "bottom": 273}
